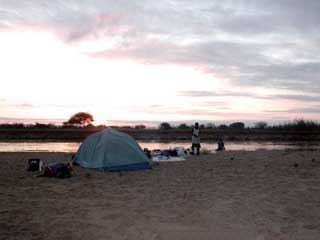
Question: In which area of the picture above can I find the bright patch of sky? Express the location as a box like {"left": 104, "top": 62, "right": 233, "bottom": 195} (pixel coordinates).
{"left": 0, "top": 0, "right": 319, "bottom": 125}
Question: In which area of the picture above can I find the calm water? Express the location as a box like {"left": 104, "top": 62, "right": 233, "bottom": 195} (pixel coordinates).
{"left": 0, "top": 141, "right": 319, "bottom": 153}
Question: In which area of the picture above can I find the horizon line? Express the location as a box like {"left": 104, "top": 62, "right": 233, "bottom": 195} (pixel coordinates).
{"left": 0, "top": 117, "right": 319, "bottom": 127}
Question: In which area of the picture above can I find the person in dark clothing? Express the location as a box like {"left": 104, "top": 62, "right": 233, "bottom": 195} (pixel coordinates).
{"left": 216, "top": 138, "right": 225, "bottom": 151}
{"left": 191, "top": 122, "right": 200, "bottom": 155}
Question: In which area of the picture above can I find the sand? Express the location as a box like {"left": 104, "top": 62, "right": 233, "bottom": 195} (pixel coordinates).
{"left": 0, "top": 150, "right": 320, "bottom": 240}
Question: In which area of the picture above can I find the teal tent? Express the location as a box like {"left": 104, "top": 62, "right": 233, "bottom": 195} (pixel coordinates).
{"left": 75, "top": 128, "right": 151, "bottom": 171}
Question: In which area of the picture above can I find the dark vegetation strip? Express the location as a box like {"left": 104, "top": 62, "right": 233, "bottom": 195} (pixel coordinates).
{"left": 0, "top": 119, "right": 319, "bottom": 141}
{"left": 0, "top": 128, "right": 319, "bottom": 142}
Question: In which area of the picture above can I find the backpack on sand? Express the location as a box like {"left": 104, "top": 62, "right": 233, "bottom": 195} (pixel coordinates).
{"left": 28, "top": 159, "right": 42, "bottom": 172}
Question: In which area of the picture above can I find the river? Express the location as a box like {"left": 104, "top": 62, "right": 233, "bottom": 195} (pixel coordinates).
{"left": 0, "top": 141, "right": 319, "bottom": 152}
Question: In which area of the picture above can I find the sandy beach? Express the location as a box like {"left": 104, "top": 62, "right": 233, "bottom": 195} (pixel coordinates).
{"left": 1, "top": 150, "right": 320, "bottom": 240}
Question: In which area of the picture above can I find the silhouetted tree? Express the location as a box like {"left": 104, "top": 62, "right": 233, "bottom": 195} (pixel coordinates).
{"left": 218, "top": 124, "right": 228, "bottom": 130}
{"left": 159, "top": 122, "right": 172, "bottom": 130}
{"left": 291, "top": 119, "right": 318, "bottom": 131}
{"left": 0, "top": 123, "right": 25, "bottom": 129}
{"left": 254, "top": 121, "right": 268, "bottom": 129}
{"left": 64, "top": 112, "right": 94, "bottom": 127}
{"left": 229, "top": 122, "right": 245, "bottom": 129}
{"left": 34, "top": 123, "right": 56, "bottom": 129}
{"left": 177, "top": 123, "right": 189, "bottom": 129}
{"left": 272, "top": 119, "right": 320, "bottom": 131}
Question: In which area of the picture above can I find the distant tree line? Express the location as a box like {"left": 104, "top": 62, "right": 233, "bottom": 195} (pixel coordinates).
{"left": 0, "top": 111, "right": 319, "bottom": 131}
{"left": 159, "top": 121, "right": 247, "bottom": 130}
{"left": 1, "top": 119, "right": 320, "bottom": 131}
{"left": 158, "top": 119, "right": 320, "bottom": 131}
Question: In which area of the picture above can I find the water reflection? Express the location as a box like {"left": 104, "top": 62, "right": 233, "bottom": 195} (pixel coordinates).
{"left": 0, "top": 141, "right": 319, "bottom": 153}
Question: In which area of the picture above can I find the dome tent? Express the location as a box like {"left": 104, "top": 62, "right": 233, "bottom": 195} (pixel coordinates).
{"left": 75, "top": 128, "right": 151, "bottom": 171}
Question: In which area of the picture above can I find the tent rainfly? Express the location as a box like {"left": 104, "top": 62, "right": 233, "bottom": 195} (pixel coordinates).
{"left": 75, "top": 128, "right": 151, "bottom": 171}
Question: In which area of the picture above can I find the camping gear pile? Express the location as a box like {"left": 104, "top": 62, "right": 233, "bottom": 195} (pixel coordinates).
{"left": 27, "top": 159, "right": 72, "bottom": 178}
{"left": 216, "top": 139, "right": 226, "bottom": 151}
{"left": 151, "top": 147, "right": 186, "bottom": 162}
{"left": 27, "top": 158, "right": 43, "bottom": 172}
{"left": 39, "top": 162, "right": 72, "bottom": 178}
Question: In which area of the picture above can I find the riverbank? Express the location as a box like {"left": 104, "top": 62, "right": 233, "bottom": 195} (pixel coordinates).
{"left": 0, "top": 128, "right": 320, "bottom": 141}
{"left": 1, "top": 150, "right": 320, "bottom": 239}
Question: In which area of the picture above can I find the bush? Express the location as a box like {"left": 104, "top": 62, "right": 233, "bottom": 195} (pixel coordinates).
{"left": 272, "top": 119, "right": 320, "bottom": 131}
{"left": 177, "top": 123, "right": 190, "bottom": 129}
{"left": 218, "top": 124, "right": 228, "bottom": 130}
{"left": 159, "top": 122, "right": 172, "bottom": 130}
{"left": 229, "top": 122, "right": 245, "bottom": 129}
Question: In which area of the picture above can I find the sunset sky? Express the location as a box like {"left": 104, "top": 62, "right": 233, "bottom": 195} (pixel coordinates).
{"left": 1, "top": 0, "right": 320, "bottom": 126}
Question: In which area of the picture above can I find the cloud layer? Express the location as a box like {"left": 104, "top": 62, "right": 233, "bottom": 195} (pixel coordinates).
{"left": 1, "top": 0, "right": 320, "bottom": 121}
{"left": 2, "top": 1, "right": 319, "bottom": 90}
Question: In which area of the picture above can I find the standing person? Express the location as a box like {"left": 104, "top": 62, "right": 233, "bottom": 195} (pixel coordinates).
{"left": 191, "top": 122, "right": 201, "bottom": 155}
